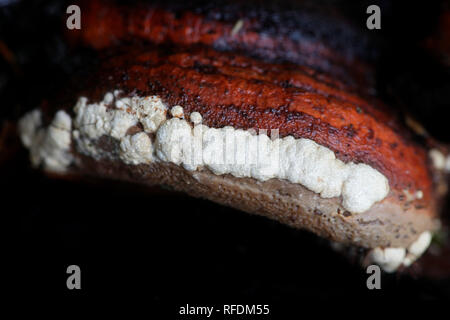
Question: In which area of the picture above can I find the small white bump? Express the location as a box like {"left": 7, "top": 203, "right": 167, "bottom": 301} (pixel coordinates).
{"left": 190, "top": 112, "right": 203, "bottom": 125}
{"left": 170, "top": 105, "right": 184, "bottom": 118}
{"left": 408, "top": 231, "right": 432, "bottom": 257}
{"left": 104, "top": 92, "right": 114, "bottom": 105}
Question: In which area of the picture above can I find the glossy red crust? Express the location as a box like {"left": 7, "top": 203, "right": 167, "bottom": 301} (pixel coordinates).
{"left": 68, "top": 0, "right": 376, "bottom": 91}
{"left": 58, "top": 45, "right": 437, "bottom": 215}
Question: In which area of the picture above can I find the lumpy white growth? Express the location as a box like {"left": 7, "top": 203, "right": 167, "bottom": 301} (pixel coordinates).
{"left": 73, "top": 93, "right": 167, "bottom": 161}
{"left": 124, "top": 96, "right": 167, "bottom": 133}
{"left": 74, "top": 93, "right": 167, "bottom": 138}
{"left": 155, "top": 115, "right": 389, "bottom": 213}
{"left": 73, "top": 96, "right": 137, "bottom": 140}
{"left": 369, "top": 231, "right": 433, "bottom": 271}
{"left": 403, "top": 231, "right": 432, "bottom": 267}
{"left": 369, "top": 247, "right": 406, "bottom": 273}
{"left": 170, "top": 105, "right": 184, "bottom": 118}
{"left": 342, "top": 164, "right": 390, "bottom": 213}
{"left": 19, "top": 110, "right": 73, "bottom": 172}
{"left": 190, "top": 112, "right": 203, "bottom": 125}
{"left": 409, "top": 231, "right": 433, "bottom": 256}
{"left": 120, "top": 132, "right": 154, "bottom": 165}
{"left": 279, "top": 137, "right": 347, "bottom": 198}
{"left": 19, "top": 92, "right": 390, "bottom": 213}
{"left": 18, "top": 109, "right": 42, "bottom": 148}
{"left": 155, "top": 118, "right": 193, "bottom": 166}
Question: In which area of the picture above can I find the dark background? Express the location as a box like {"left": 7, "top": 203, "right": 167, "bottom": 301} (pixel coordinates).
{"left": 2, "top": 0, "right": 450, "bottom": 310}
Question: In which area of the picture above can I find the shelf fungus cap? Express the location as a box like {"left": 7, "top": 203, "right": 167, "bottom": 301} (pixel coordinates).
{"left": 17, "top": 45, "right": 444, "bottom": 272}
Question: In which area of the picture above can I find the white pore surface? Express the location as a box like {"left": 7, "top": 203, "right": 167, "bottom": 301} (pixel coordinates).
{"left": 20, "top": 92, "right": 391, "bottom": 213}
